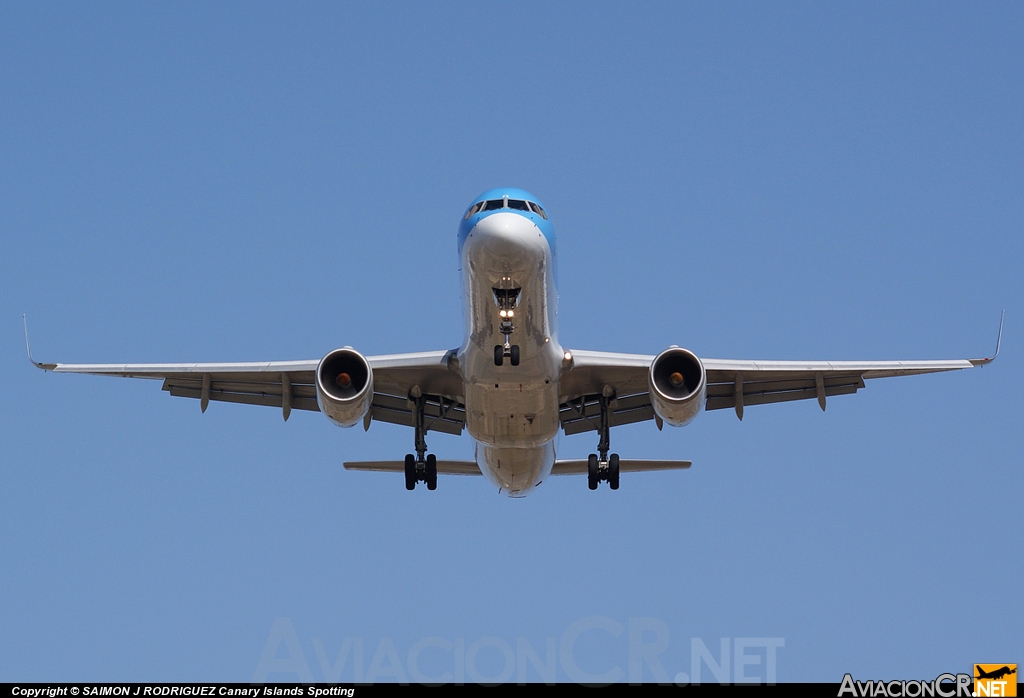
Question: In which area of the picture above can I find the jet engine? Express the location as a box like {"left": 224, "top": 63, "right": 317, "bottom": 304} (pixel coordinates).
{"left": 315, "top": 347, "right": 373, "bottom": 428}
{"left": 648, "top": 347, "right": 706, "bottom": 427}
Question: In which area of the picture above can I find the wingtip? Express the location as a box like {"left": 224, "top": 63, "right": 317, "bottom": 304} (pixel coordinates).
{"left": 969, "top": 310, "right": 1003, "bottom": 367}
{"left": 22, "top": 314, "right": 55, "bottom": 371}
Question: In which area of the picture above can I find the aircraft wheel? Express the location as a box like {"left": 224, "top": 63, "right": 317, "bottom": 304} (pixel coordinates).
{"left": 609, "top": 453, "right": 620, "bottom": 490}
{"left": 587, "top": 454, "right": 599, "bottom": 490}
{"left": 510, "top": 345, "right": 520, "bottom": 366}
{"left": 426, "top": 454, "right": 438, "bottom": 490}
{"left": 494, "top": 345, "right": 504, "bottom": 366}
{"left": 404, "top": 454, "right": 416, "bottom": 490}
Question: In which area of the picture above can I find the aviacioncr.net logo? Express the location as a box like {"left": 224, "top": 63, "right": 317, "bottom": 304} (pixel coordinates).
{"left": 838, "top": 673, "right": 973, "bottom": 697}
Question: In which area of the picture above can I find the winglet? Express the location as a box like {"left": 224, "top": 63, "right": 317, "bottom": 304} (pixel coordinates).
{"left": 970, "top": 310, "right": 1004, "bottom": 367}
{"left": 23, "top": 315, "right": 57, "bottom": 371}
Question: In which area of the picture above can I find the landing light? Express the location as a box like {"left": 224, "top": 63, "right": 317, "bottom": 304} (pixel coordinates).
{"left": 507, "top": 310, "right": 514, "bottom": 318}
{"left": 500, "top": 310, "right": 508, "bottom": 318}
{"left": 564, "top": 351, "right": 572, "bottom": 361}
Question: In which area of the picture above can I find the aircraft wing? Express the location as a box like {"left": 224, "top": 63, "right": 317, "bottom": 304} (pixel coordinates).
{"left": 29, "top": 342, "right": 466, "bottom": 433}
{"left": 558, "top": 320, "right": 1001, "bottom": 432}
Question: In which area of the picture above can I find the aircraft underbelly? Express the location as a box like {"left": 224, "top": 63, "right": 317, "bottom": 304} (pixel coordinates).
{"left": 476, "top": 441, "right": 556, "bottom": 497}
{"left": 458, "top": 211, "right": 562, "bottom": 494}
{"left": 465, "top": 381, "right": 559, "bottom": 446}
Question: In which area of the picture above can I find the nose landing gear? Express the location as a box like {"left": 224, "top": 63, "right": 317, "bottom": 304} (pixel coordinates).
{"left": 493, "top": 314, "right": 520, "bottom": 366}
{"left": 494, "top": 342, "right": 520, "bottom": 366}
{"left": 493, "top": 285, "right": 521, "bottom": 366}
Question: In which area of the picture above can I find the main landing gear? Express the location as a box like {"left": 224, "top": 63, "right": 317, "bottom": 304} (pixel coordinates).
{"left": 587, "top": 392, "right": 620, "bottom": 491}
{"left": 404, "top": 391, "right": 437, "bottom": 490}
{"left": 404, "top": 453, "right": 437, "bottom": 491}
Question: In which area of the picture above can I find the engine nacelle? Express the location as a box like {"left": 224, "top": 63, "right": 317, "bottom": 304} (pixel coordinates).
{"left": 648, "top": 347, "right": 706, "bottom": 427}
{"left": 316, "top": 347, "right": 373, "bottom": 428}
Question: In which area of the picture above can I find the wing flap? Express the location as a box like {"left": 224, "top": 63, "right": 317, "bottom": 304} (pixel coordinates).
{"left": 706, "top": 380, "right": 862, "bottom": 411}
{"left": 560, "top": 392, "right": 654, "bottom": 435}
{"left": 161, "top": 375, "right": 320, "bottom": 412}
{"left": 369, "top": 393, "right": 465, "bottom": 435}
{"left": 165, "top": 385, "right": 321, "bottom": 412}
{"left": 161, "top": 378, "right": 318, "bottom": 397}
{"left": 704, "top": 373, "right": 865, "bottom": 411}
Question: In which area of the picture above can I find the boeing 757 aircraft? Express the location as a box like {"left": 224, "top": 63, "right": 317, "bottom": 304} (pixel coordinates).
{"left": 27, "top": 188, "right": 1002, "bottom": 496}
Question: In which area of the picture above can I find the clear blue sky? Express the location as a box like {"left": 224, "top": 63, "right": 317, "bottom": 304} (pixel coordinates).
{"left": 1, "top": 2, "right": 1020, "bottom": 683}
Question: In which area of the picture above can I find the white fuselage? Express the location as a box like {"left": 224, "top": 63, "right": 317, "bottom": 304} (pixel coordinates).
{"left": 458, "top": 212, "right": 563, "bottom": 496}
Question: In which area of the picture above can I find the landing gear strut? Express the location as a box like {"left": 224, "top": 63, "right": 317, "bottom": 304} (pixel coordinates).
{"left": 493, "top": 286, "right": 520, "bottom": 366}
{"left": 587, "top": 392, "right": 620, "bottom": 490}
{"left": 404, "top": 393, "right": 437, "bottom": 490}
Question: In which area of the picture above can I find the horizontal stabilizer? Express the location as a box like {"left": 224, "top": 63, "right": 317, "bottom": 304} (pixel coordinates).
{"left": 550, "top": 459, "right": 691, "bottom": 475}
{"left": 344, "top": 459, "right": 692, "bottom": 477}
{"left": 343, "top": 460, "right": 481, "bottom": 475}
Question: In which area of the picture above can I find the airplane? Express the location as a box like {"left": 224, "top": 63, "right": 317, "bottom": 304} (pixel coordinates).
{"left": 975, "top": 666, "right": 1016, "bottom": 681}
{"left": 26, "top": 187, "right": 1003, "bottom": 497}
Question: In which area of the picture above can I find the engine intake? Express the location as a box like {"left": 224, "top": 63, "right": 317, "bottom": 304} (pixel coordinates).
{"left": 648, "top": 347, "right": 706, "bottom": 427}
{"left": 316, "top": 347, "right": 373, "bottom": 428}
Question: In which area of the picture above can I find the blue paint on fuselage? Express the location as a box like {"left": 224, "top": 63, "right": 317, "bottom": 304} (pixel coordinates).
{"left": 457, "top": 187, "right": 556, "bottom": 267}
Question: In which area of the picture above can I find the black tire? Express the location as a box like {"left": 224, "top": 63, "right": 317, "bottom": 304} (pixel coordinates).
{"left": 510, "top": 345, "right": 520, "bottom": 366}
{"left": 404, "top": 454, "right": 416, "bottom": 490}
{"left": 426, "top": 454, "right": 437, "bottom": 491}
{"left": 587, "top": 453, "right": 599, "bottom": 490}
{"left": 494, "top": 345, "right": 504, "bottom": 366}
{"left": 609, "top": 453, "right": 620, "bottom": 490}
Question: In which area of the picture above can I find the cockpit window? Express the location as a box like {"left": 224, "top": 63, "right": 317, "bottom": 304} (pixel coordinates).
{"left": 463, "top": 201, "right": 485, "bottom": 220}
{"left": 467, "top": 197, "right": 548, "bottom": 219}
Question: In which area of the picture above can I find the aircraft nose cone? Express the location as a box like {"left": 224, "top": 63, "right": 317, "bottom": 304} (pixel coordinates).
{"left": 466, "top": 212, "right": 547, "bottom": 265}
